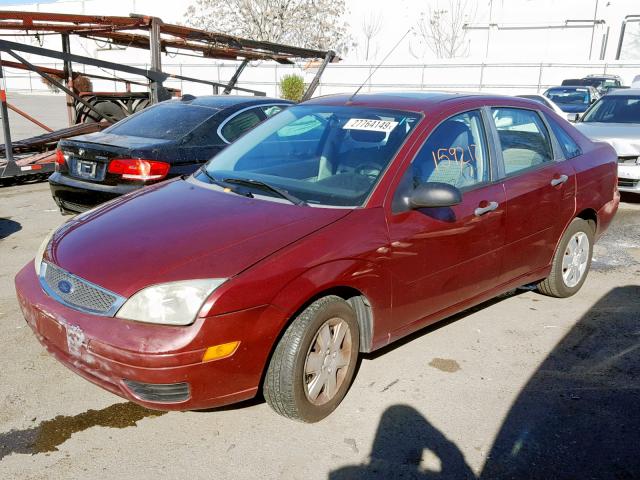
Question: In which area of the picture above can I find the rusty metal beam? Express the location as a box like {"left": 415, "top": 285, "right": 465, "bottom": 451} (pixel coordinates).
{"left": 3, "top": 49, "right": 111, "bottom": 123}
{"left": 0, "top": 60, "right": 148, "bottom": 87}
{"left": 6, "top": 103, "right": 53, "bottom": 132}
{"left": 0, "top": 38, "right": 167, "bottom": 82}
{"left": 301, "top": 50, "right": 336, "bottom": 101}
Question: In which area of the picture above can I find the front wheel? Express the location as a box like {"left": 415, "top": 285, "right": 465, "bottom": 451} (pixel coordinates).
{"left": 537, "top": 218, "right": 594, "bottom": 298}
{"left": 263, "top": 296, "right": 360, "bottom": 423}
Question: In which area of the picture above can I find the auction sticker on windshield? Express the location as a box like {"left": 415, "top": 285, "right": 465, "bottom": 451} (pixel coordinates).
{"left": 343, "top": 118, "right": 398, "bottom": 132}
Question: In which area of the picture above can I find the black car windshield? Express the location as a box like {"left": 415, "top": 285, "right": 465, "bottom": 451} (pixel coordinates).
{"left": 581, "top": 95, "right": 640, "bottom": 123}
{"left": 545, "top": 88, "right": 591, "bottom": 105}
{"left": 199, "top": 105, "right": 421, "bottom": 207}
{"left": 106, "top": 102, "right": 217, "bottom": 140}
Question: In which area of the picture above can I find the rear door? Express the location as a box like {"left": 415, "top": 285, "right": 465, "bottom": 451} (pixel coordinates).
{"left": 385, "top": 109, "right": 507, "bottom": 330}
{"left": 488, "top": 107, "right": 576, "bottom": 284}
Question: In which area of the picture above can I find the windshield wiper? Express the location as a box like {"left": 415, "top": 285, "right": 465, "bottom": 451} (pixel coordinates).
{"left": 222, "top": 177, "right": 307, "bottom": 206}
{"left": 198, "top": 166, "right": 224, "bottom": 186}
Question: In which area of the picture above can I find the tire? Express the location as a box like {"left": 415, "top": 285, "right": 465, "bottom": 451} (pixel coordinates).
{"left": 263, "top": 295, "right": 360, "bottom": 423}
{"left": 537, "top": 218, "right": 594, "bottom": 298}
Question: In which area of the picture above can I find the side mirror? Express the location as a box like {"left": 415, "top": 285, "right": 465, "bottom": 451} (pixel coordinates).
{"left": 568, "top": 113, "right": 580, "bottom": 122}
{"left": 410, "top": 182, "right": 462, "bottom": 209}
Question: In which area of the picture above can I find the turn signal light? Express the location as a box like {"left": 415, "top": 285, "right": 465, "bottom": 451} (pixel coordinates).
{"left": 107, "top": 158, "right": 170, "bottom": 181}
{"left": 202, "top": 341, "right": 240, "bottom": 362}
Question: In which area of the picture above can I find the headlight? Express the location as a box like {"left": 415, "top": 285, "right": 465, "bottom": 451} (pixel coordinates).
{"left": 34, "top": 228, "right": 57, "bottom": 275}
{"left": 115, "top": 279, "right": 226, "bottom": 326}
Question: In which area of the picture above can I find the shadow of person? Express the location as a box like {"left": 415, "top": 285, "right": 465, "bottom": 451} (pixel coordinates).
{"left": 0, "top": 218, "right": 22, "bottom": 239}
{"left": 481, "top": 285, "right": 640, "bottom": 479}
{"left": 330, "top": 404, "right": 476, "bottom": 480}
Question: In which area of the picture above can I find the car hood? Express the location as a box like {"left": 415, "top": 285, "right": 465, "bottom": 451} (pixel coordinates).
{"left": 69, "top": 131, "right": 174, "bottom": 149}
{"left": 574, "top": 123, "right": 640, "bottom": 157}
{"left": 47, "top": 178, "right": 351, "bottom": 297}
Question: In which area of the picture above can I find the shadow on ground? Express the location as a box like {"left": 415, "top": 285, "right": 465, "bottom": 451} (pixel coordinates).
{"left": 331, "top": 286, "right": 640, "bottom": 479}
{"left": 0, "top": 218, "right": 21, "bottom": 239}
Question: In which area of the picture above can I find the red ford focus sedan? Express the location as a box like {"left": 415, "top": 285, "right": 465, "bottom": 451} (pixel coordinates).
{"left": 15, "top": 92, "right": 619, "bottom": 422}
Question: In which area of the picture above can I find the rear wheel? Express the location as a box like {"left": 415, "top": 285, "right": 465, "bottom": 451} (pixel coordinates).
{"left": 537, "top": 218, "right": 594, "bottom": 298}
{"left": 264, "top": 296, "right": 359, "bottom": 423}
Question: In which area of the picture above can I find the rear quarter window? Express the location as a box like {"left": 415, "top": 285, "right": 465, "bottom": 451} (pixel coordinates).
{"left": 545, "top": 114, "right": 582, "bottom": 159}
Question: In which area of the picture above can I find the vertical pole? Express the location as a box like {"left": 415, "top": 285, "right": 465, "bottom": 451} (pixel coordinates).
{"left": 588, "top": 0, "right": 599, "bottom": 60}
{"left": 61, "top": 33, "right": 75, "bottom": 126}
{"left": 0, "top": 52, "right": 15, "bottom": 171}
{"left": 537, "top": 62, "right": 543, "bottom": 93}
{"left": 478, "top": 62, "right": 485, "bottom": 91}
{"left": 149, "top": 17, "right": 163, "bottom": 104}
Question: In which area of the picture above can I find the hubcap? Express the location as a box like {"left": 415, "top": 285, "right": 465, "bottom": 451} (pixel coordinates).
{"left": 562, "top": 232, "right": 590, "bottom": 288}
{"left": 303, "top": 318, "right": 353, "bottom": 406}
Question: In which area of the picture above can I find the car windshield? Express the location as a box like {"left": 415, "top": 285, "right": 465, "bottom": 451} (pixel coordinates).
{"left": 581, "top": 95, "right": 640, "bottom": 123}
{"left": 198, "top": 105, "right": 421, "bottom": 207}
{"left": 545, "top": 88, "right": 591, "bottom": 105}
{"left": 106, "top": 102, "right": 217, "bottom": 140}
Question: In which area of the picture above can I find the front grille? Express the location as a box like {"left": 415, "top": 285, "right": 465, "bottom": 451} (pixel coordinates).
{"left": 617, "top": 156, "right": 639, "bottom": 165}
{"left": 123, "top": 380, "right": 191, "bottom": 403}
{"left": 40, "top": 261, "right": 125, "bottom": 316}
{"left": 618, "top": 178, "right": 640, "bottom": 189}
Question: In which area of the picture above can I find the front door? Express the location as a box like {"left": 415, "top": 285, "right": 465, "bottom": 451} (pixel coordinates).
{"left": 384, "top": 109, "right": 507, "bottom": 336}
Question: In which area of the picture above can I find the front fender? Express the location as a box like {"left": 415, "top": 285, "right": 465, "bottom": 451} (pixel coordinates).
{"left": 269, "top": 259, "right": 392, "bottom": 351}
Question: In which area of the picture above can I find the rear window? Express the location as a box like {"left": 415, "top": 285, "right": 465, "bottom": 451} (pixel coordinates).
{"left": 106, "top": 102, "right": 216, "bottom": 140}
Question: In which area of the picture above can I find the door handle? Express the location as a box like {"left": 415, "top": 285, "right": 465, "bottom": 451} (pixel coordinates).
{"left": 474, "top": 201, "right": 499, "bottom": 216}
{"left": 550, "top": 174, "right": 569, "bottom": 187}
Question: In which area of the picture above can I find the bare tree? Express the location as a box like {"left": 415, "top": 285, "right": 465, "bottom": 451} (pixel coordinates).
{"left": 183, "top": 0, "right": 355, "bottom": 55}
{"left": 412, "top": 0, "right": 476, "bottom": 59}
{"left": 361, "top": 12, "right": 383, "bottom": 62}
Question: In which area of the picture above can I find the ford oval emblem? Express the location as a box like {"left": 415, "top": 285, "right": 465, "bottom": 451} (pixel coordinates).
{"left": 58, "top": 280, "right": 73, "bottom": 294}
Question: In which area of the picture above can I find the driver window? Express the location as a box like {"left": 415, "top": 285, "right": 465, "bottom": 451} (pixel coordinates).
{"left": 392, "top": 110, "right": 489, "bottom": 213}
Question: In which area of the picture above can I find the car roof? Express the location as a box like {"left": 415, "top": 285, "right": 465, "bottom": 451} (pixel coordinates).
{"left": 604, "top": 88, "right": 640, "bottom": 96}
{"left": 302, "top": 91, "right": 520, "bottom": 113}
{"left": 180, "top": 95, "right": 293, "bottom": 109}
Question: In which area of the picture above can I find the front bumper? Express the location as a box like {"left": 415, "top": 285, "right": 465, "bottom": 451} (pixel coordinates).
{"left": 15, "top": 263, "right": 282, "bottom": 411}
{"left": 49, "top": 172, "right": 139, "bottom": 214}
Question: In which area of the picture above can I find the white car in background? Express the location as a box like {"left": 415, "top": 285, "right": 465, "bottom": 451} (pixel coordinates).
{"left": 574, "top": 88, "right": 640, "bottom": 194}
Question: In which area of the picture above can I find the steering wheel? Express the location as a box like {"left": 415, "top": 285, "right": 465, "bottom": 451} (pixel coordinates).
{"left": 355, "top": 162, "right": 383, "bottom": 180}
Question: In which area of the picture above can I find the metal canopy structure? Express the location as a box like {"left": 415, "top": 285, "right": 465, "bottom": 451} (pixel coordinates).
{"left": 0, "top": 11, "right": 338, "bottom": 182}
{"left": 0, "top": 11, "right": 334, "bottom": 64}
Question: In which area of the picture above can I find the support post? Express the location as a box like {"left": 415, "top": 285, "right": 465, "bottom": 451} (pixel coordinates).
{"left": 149, "top": 16, "right": 163, "bottom": 104}
{"left": 0, "top": 51, "right": 15, "bottom": 175}
{"left": 301, "top": 50, "right": 335, "bottom": 102}
{"left": 223, "top": 59, "right": 249, "bottom": 95}
{"left": 61, "top": 33, "right": 75, "bottom": 126}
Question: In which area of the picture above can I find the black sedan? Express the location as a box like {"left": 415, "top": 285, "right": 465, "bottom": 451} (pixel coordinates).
{"left": 51, "top": 96, "right": 293, "bottom": 214}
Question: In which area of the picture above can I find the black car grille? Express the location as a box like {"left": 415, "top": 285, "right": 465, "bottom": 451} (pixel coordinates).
{"left": 123, "top": 380, "right": 191, "bottom": 403}
{"left": 39, "top": 261, "right": 125, "bottom": 316}
{"left": 618, "top": 156, "right": 639, "bottom": 165}
{"left": 618, "top": 178, "right": 640, "bottom": 188}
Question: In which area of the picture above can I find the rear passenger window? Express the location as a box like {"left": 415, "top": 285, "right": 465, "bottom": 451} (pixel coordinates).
{"left": 491, "top": 108, "right": 553, "bottom": 175}
{"left": 221, "top": 108, "right": 263, "bottom": 143}
{"left": 545, "top": 114, "right": 582, "bottom": 159}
